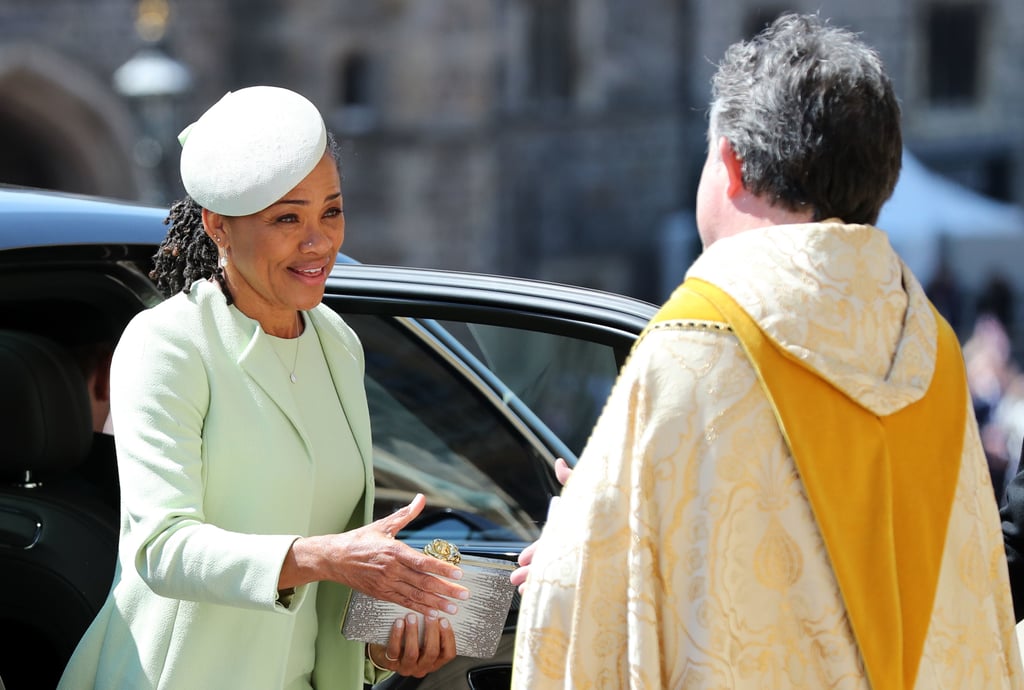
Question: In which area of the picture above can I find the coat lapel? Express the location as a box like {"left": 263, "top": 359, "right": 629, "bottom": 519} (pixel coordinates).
{"left": 308, "top": 307, "right": 373, "bottom": 475}
{"left": 237, "top": 326, "right": 312, "bottom": 456}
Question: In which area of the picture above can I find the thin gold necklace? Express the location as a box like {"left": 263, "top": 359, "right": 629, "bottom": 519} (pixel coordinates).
{"left": 270, "top": 314, "right": 302, "bottom": 384}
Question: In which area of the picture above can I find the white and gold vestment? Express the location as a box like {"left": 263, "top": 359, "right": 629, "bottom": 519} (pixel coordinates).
{"left": 513, "top": 222, "right": 1023, "bottom": 689}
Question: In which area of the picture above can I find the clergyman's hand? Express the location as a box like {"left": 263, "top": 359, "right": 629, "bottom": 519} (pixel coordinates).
{"left": 509, "top": 458, "right": 572, "bottom": 595}
{"left": 553, "top": 456, "right": 572, "bottom": 485}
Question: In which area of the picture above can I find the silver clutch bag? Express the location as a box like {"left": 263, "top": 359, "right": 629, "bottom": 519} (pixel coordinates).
{"left": 341, "top": 539, "right": 517, "bottom": 659}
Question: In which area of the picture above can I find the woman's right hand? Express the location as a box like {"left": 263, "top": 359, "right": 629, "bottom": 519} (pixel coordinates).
{"left": 367, "top": 610, "right": 458, "bottom": 677}
{"left": 280, "top": 494, "right": 469, "bottom": 618}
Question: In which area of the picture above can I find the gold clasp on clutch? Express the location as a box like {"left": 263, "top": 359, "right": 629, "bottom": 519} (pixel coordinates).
{"left": 423, "top": 538, "right": 461, "bottom": 565}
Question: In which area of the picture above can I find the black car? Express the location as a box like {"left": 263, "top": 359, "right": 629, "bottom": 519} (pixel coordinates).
{"left": 0, "top": 185, "right": 658, "bottom": 689}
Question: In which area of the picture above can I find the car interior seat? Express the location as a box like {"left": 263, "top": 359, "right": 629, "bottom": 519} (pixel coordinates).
{"left": 0, "top": 329, "right": 119, "bottom": 689}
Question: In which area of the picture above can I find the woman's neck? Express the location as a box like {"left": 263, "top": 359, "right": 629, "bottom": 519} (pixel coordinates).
{"left": 261, "top": 310, "right": 303, "bottom": 339}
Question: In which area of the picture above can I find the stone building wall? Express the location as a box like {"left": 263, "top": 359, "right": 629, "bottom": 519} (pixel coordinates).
{"left": 0, "top": 0, "right": 1020, "bottom": 303}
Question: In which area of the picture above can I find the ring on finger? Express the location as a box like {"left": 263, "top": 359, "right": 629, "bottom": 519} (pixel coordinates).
{"left": 384, "top": 651, "right": 399, "bottom": 662}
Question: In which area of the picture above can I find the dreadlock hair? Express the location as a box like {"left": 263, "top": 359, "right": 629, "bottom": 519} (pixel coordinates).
{"left": 150, "top": 196, "right": 234, "bottom": 304}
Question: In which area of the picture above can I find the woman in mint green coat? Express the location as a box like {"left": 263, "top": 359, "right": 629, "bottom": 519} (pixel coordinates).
{"left": 58, "top": 86, "right": 466, "bottom": 690}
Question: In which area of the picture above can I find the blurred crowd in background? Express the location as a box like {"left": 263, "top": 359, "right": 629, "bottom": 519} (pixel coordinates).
{"left": 938, "top": 271, "right": 1024, "bottom": 501}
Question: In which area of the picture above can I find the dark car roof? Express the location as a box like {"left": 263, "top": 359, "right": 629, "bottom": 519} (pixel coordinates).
{"left": 327, "top": 263, "right": 657, "bottom": 337}
{"left": 0, "top": 185, "right": 170, "bottom": 250}
{"left": 0, "top": 185, "right": 659, "bottom": 332}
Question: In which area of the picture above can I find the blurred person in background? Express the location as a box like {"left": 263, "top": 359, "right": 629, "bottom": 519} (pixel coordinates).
{"left": 964, "top": 311, "right": 1020, "bottom": 497}
{"left": 923, "top": 248, "right": 962, "bottom": 334}
{"left": 3, "top": 304, "right": 121, "bottom": 508}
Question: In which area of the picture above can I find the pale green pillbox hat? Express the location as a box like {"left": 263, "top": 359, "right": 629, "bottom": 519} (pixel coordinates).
{"left": 178, "top": 85, "right": 328, "bottom": 216}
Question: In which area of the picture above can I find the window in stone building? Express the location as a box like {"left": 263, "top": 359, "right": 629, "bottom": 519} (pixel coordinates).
{"left": 341, "top": 53, "right": 371, "bottom": 107}
{"left": 527, "top": 0, "right": 576, "bottom": 106}
{"left": 926, "top": 3, "right": 984, "bottom": 106}
{"left": 335, "top": 52, "right": 376, "bottom": 134}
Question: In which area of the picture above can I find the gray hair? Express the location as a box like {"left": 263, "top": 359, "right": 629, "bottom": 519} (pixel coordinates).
{"left": 708, "top": 12, "right": 902, "bottom": 225}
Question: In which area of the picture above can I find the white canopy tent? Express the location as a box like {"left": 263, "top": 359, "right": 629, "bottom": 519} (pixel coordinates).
{"left": 878, "top": 150, "right": 1024, "bottom": 285}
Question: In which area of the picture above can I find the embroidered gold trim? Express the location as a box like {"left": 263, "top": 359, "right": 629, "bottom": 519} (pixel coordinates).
{"left": 649, "top": 320, "right": 733, "bottom": 333}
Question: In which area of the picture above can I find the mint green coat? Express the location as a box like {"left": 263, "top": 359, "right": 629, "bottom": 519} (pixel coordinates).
{"left": 58, "top": 280, "right": 390, "bottom": 689}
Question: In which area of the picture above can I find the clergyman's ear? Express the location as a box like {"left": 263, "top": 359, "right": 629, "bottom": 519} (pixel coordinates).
{"left": 719, "top": 138, "right": 745, "bottom": 198}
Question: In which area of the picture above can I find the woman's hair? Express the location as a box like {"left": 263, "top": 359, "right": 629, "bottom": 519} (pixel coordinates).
{"left": 707, "top": 12, "right": 902, "bottom": 225}
{"left": 150, "top": 196, "right": 225, "bottom": 300}
{"left": 150, "top": 134, "right": 342, "bottom": 303}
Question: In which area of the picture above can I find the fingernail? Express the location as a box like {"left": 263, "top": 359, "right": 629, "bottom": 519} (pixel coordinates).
{"left": 426, "top": 609, "right": 438, "bottom": 620}
{"left": 407, "top": 613, "right": 420, "bottom": 625}
{"left": 445, "top": 603, "right": 458, "bottom": 614}
{"left": 394, "top": 618, "right": 405, "bottom": 631}
{"left": 440, "top": 618, "right": 450, "bottom": 629}
{"left": 449, "top": 569, "right": 463, "bottom": 580}
{"left": 456, "top": 589, "right": 469, "bottom": 600}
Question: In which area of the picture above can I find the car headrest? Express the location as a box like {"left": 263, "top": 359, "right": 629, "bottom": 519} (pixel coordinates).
{"left": 0, "top": 330, "right": 93, "bottom": 475}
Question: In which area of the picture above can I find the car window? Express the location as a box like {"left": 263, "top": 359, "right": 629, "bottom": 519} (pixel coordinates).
{"left": 437, "top": 321, "right": 618, "bottom": 455}
{"left": 340, "top": 313, "right": 556, "bottom": 544}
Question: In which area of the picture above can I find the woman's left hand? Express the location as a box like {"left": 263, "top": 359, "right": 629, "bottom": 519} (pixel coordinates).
{"left": 368, "top": 610, "right": 457, "bottom": 677}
